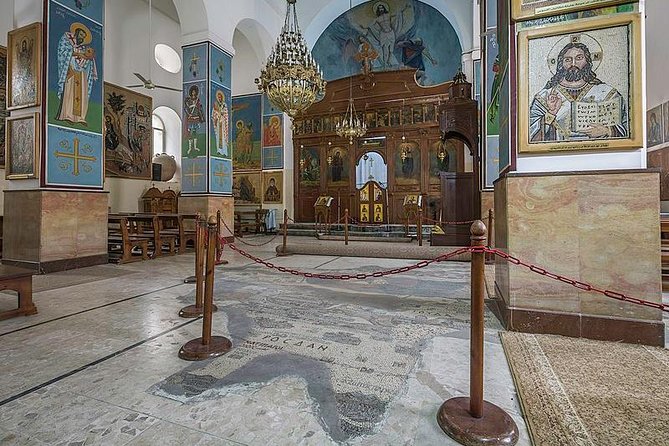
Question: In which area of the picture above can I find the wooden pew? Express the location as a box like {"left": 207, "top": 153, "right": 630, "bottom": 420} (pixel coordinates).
{"left": 234, "top": 208, "right": 269, "bottom": 237}
{"left": 661, "top": 217, "right": 669, "bottom": 292}
{"left": 108, "top": 216, "right": 151, "bottom": 263}
{"left": 155, "top": 213, "right": 198, "bottom": 254}
{"left": 128, "top": 214, "right": 178, "bottom": 258}
{"left": 0, "top": 265, "right": 37, "bottom": 320}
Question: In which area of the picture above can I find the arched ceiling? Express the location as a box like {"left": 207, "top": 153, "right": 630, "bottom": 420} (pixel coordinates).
{"left": 170, "top": 0, "right": 475, "bottom": 59}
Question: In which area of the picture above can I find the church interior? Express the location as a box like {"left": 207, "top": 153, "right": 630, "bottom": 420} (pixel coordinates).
{"left": 0, "top": 0, "right": 668, "bottom": 444}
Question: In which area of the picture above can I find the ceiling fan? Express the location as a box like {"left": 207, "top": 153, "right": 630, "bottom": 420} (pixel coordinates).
{"left": 126, "top": 0, "right": 182, "bottom": 93}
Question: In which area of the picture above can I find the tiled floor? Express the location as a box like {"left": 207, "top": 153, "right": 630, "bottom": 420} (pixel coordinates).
{"left": 0, "top": 236, "right": 662, "bottom": 445}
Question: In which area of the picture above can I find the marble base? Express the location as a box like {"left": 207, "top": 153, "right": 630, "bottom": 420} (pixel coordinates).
{"left": 2, "top": 190, "right": 108, "bottom": 272}
{"left": 179, "top": 195, "right": 234, "bottom": 240}
{"left": 494, "top": 170, "right": 664, "bottom": 346}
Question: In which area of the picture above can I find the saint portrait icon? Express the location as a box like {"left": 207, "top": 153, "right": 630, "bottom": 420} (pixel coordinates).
{"left": 530, "top": 36, "right": 627, "bottom": 143}
{"left": 212, "top": 89, "right": 229, "bottom": 157}
{"left": 56, "top": 22, "right": 98, "bottom": 125}
{"left": 519, "top": 15, "right": 642, "bottom": 153}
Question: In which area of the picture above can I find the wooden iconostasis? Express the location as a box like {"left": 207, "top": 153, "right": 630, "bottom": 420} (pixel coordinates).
{"left": 293, "top": 70, "right": 468, "bottom": 223}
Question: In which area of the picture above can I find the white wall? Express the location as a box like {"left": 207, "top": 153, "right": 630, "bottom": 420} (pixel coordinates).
{"left": 104, "top": 0, "right": 183, "bottom": 212}
{"left": 231, "top": 29, "right": 262, "bottom": 96}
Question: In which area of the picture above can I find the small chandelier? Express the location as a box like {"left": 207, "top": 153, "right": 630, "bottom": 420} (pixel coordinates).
{"left": 336, "top": 97, "right": 367, "bottom": 145}
{"left": 255, "top": 0, "right": 326, "bottom": 118}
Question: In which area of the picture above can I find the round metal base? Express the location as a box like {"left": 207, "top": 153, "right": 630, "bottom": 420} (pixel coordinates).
{"left": 178, "top": 336, "right": 232, "bottom": 361}
{"left": 178, "top": 303, "right": 218, "bottom": 318}
{"left": 183, "top": 276, "right": 197, "bottom": 284}
{"left": 437, "top": 397, "right": 519, "bottom": 446}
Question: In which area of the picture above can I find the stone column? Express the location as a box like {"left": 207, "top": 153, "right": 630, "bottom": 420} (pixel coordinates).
{"left": 3, "top": 0, "right": 108, "bottom": 272}
{"left": 180, "top": 41, "right": 234, "bottom": 238}
{"left": 492, "top": 3, "right": 662, "bottom": 345}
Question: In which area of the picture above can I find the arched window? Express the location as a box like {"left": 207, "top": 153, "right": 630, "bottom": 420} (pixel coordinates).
{"left": 152, "top": 113, "right": 165, "bottom": 155}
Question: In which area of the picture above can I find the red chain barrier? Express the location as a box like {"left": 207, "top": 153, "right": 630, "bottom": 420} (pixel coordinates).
{"left": 422, "top": 216, "right": 477, "bottom": 226}
{"left": 477, "top": 247, "right": 669, "bottom": 313}
{"left": 219, "top": 240, "right": 668, "bottom": 313}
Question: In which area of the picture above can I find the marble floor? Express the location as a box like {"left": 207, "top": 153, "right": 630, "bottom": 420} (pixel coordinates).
{"left": 0, "top": 236, "right": 663, "bottom": 445}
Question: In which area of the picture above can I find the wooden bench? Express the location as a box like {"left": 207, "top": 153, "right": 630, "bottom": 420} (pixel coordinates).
{"left": 128, "top": 214, "right": 178, "bottom": 257}
{"left": 154, "top": 214, "right": 197, "bottom": 254}
{"left": 108, "top": 216, "right": 151, "bottom": 263}
{"left": 234, "top": 209, "right": 269, "bottom": 237}
{"left": 0, "top": 265, "right": 37, "bottom": 320}
{"left": 661, "top": 217, "right": 669, "bottom": 292}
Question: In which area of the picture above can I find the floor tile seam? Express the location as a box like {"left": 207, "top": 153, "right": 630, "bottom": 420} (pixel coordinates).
{"left": 0, "top": 282, "right": 188, "bottom": 337}
{"left": 119, "top": 412, "right": 251, "bottom": 446}
{"left": 74, "top": 393, "right": 252, "bottom": 446}
{"left": 32, "top": 271, "right": 151, "bottom": 294}
{"left": 0, "top": 317, "right": 201, "bottom": 407}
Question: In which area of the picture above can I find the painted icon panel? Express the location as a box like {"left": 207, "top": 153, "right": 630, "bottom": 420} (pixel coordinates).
{"left": 103, "top": 83, "right": 152, "bottom": 179}
{"left": 46, "top": 3, "right": 103, "bottom": 133}
{"left": 262, "top": 171, "right": 283, "bottom": 204}
{"left": 6, "top": 113, "right": 39, "bottom": 179}
{"left": 7, "top": 23, "right": 42, "bottom": 110}
{"left": 233, "top": 171, "right": 262, "bottom": 204}
{"left": 232, "top": 94, "right": 262, "bottom": 170}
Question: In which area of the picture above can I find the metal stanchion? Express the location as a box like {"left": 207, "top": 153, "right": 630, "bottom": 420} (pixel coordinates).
{"left": 437, "top": 220, "right": 518, "bottom": 445}
{"left": 282, "top": 209, "right": 288, "bottom": 254}
{"left": 215, "top": 210, "right": 229, "bottom": 265}
{"left": 344, "top": 208, "right": 349, "bottom": 246}
{"left": 183, "top": 213, "right": 201, "bottom": 284}
{"left": 487, "top": 209, "right": 495, "bottom": 263}
{"left": 179, "top": 216, "right": 218, "bottom": 318}
{"left": 418, "top": 207, "right": 423, "bottom": 247}
{"left": 179, "top": 216, "right": 232, "bottom": 360}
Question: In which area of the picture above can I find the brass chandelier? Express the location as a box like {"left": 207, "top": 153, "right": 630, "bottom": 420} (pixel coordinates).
{"left": 255, "top": 0, "right": 326, "bottom": 118}
{"left": 336, "top": 95, "right": 367, "bottom": 145}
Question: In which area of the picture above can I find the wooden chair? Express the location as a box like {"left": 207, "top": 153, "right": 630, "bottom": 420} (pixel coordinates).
{"left": 129, "top": 214, "right": 178, "bottom": 257}
{"left": 108, "top": 216, "right": 151, "bottom": 263}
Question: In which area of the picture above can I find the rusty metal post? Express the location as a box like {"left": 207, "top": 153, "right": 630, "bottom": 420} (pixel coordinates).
{"left": 179, "top": 216, "right": 232, "bottom": 361}
{"left": 418, "top": 207, "right": 423, "bottom": 247}
{"left": 282, "top": 209, "right": 288, "bottom": 254}
{"left": 437, "top": 220, "right": 518, "bottom": 445}
{"left": 344, "top": 208, "right": 349, "bottom": 246}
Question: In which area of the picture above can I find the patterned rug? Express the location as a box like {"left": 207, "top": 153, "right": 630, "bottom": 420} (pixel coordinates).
{"left": 500, "top": 332, "right": 669, "bottom": 446}
{"left": 149, "top": 261, "right": 501, "bottom": 442}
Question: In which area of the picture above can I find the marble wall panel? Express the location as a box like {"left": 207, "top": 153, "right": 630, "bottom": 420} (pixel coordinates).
{"left": 576, "top": 173, "right": 660, "bottom": 321}
{"left": 178, "top": 196, "right": 234, "bottom": 237}
{"left": 494, "top": 179, "right": 510, "bottom": 305}
{"left": 3, "top": 191, "right": 42, "bottom": 263}
{"left": 507, "top": 175, "right": 580, "bottom": 313}
{"left": 2, "top": 190, "right": 108, "bottom": 265}
{"left": 495, "top": 171, "right": 661, "bottom": 323}
{"left": 40, "top": 191, "right": 108, "bottom": 262}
